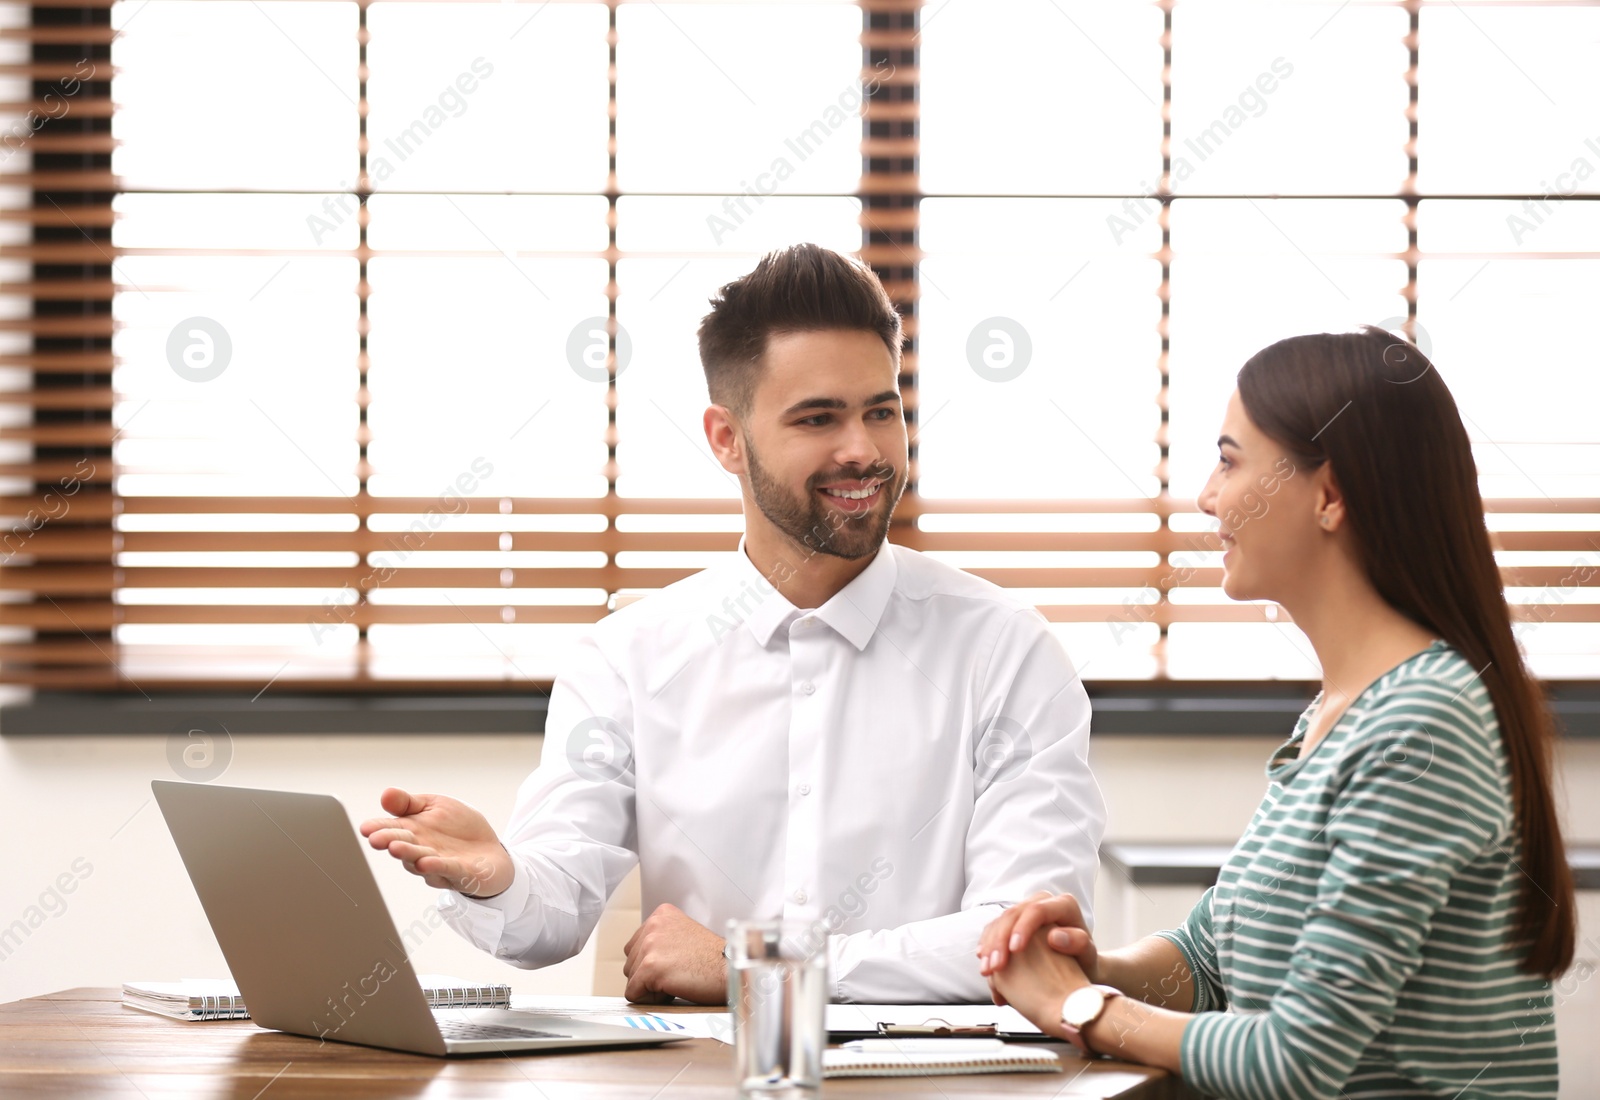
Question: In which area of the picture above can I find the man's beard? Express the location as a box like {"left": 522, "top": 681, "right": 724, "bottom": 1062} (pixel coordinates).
{"left": 744, "top": 435, "right": 904, "bottom": 562}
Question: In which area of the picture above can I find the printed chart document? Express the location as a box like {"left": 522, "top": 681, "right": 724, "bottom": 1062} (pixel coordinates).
{"left": 508, "top": 994, "right": 733, "bottom": 1042}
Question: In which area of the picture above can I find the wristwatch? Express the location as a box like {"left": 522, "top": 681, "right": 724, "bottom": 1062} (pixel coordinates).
{"left": 1059, "top": 984, "right": 1122, "bottom": 1055}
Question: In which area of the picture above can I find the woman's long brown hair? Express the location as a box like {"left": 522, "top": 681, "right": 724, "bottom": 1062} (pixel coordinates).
{"left": 1237, "top": 327, "right": 1575, "bottom": 978}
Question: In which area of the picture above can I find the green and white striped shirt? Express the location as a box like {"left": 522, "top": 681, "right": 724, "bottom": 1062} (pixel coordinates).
{"left": 1156, "top": 639, "right": 1558, "bottom": 1099}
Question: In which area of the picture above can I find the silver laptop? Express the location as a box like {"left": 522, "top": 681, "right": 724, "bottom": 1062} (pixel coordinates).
{"left": 152, "top": 780, "right": 690, "bottom": 1056}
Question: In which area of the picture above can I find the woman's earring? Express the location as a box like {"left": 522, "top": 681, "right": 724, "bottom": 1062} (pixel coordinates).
{"left": 1321, "top": 515, "right": 1331, "bottom": 527}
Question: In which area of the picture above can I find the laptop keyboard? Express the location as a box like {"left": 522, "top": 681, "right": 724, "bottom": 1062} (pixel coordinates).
{"left": 438, "top": 1021, "right": 569, "bottom": 1042}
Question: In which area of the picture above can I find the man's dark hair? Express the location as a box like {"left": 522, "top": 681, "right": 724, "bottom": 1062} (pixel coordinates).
{"left": 697, "top": 243, "right": 903, "bottom": 416}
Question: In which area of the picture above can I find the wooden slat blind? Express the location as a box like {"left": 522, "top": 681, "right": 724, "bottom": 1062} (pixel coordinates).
{"left": 0, "top": 0, "right": 1593, "bottom": 692}
{"left": 0, "top": 0, "right": 115, "bottom": 687}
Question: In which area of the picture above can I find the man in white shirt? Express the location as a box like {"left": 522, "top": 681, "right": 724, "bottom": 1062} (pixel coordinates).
{"left": 361, "top": 243, "right": 1104, "bottom": 1004}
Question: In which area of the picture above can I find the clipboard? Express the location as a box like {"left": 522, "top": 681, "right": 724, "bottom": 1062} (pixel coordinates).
{"left": 825, "top": 1003, "right": 1055, "bottom": 1043}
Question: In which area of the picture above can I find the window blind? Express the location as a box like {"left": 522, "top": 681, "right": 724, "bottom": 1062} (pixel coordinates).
{"left": 0, "top": 0, "right": 1593, "bottom": 693}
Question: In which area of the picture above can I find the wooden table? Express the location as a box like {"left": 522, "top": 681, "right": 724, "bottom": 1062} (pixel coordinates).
{"left": 0, "top": 989, "right": 1198, "bottom": 1098}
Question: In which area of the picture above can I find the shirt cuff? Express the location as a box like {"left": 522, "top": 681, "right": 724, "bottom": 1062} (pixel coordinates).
{"left": 825, "top": 932, "right": 850, "bottom": 1002}
{"left": 437, "top": 854, "right": 532, "bottom": 959}
{"left": 1151, "top": 929, "right": 1211, "bottom": 1014}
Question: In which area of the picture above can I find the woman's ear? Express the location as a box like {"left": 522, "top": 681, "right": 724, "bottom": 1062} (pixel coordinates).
{"left": 1315, "top": 466, "right": 1346, "bottom": 533}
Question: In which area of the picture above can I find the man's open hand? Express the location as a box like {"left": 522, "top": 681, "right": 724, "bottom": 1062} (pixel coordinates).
{"left": 621, "top": 903, "right": 727, "bottom": 1005}
{"left": 359, "top": 787, "right": 514, "bottom": 899}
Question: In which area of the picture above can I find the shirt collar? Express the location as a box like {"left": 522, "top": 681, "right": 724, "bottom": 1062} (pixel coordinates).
{"left": 729, "top": 537, "right": 898, "bottom": 652}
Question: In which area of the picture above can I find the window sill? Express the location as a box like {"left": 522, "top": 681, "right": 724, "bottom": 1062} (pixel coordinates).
{"left": 1, "top": 683, "right": 1596, "bottom": 737}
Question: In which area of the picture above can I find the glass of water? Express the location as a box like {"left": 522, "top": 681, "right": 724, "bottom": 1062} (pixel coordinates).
{"left": 726, "top": 918, "right": 829, "bottom": 1097}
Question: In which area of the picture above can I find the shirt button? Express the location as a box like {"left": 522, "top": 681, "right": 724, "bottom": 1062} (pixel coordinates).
{"left": 792, "top": 890, "right": 808, "bottom": 905}
{"left": 797, "top": 783, "right": 811, "bottom": 796}
{"left": 800, "top": 681, "right": 815, "bottom": 695}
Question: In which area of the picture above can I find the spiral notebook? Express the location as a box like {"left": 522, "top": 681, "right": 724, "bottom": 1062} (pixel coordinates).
{"left": 121, "top": 974, "right": 512, "bottom": 1022}
{"left": 824, "top": 1039, "right": 1062, "bottom": 1078}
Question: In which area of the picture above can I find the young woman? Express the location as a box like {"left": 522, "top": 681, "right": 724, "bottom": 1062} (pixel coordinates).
{"left": 978, "top": 328, "right": 1574, "bottom": 1098}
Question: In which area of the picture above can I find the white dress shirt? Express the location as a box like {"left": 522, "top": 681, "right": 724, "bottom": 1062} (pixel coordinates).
{"left": 440, "top": 538, "right": 1104, "bottom": 1003}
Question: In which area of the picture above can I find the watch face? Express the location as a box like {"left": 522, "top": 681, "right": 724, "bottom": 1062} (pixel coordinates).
{"left": 1062, "top": 985, "right": 1106, "bottom": 1029}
